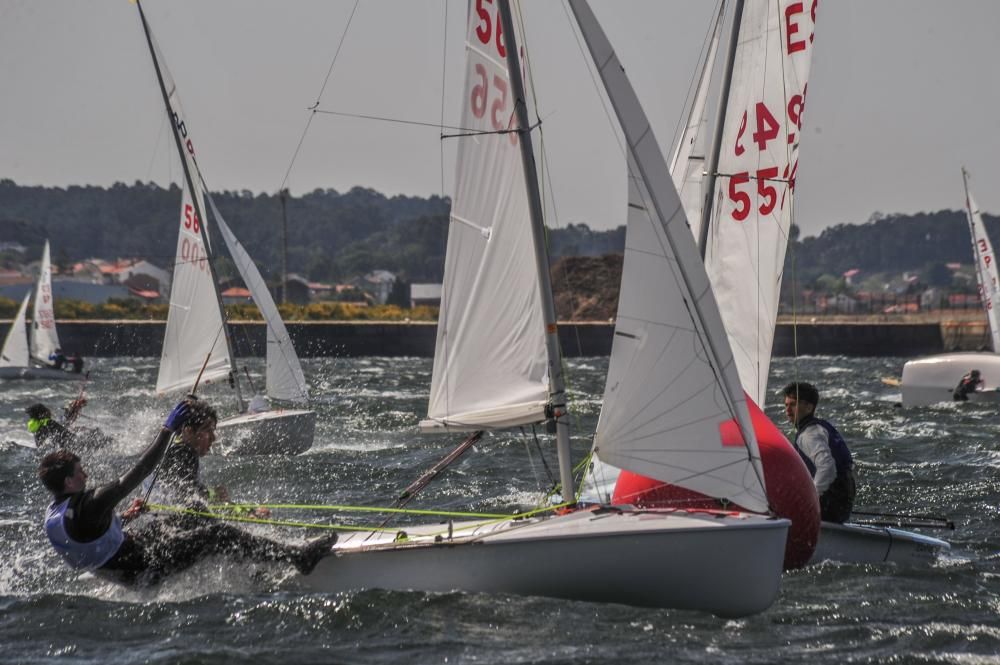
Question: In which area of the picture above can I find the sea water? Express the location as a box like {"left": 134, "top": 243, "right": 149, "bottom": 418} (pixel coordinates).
{"left": 1, "top": 356, "right": 997, "bottom": 664}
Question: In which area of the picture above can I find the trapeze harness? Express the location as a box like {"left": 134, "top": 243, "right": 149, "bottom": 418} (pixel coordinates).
{"left": 44, "top": 498, "right": 125, "bottom": 570}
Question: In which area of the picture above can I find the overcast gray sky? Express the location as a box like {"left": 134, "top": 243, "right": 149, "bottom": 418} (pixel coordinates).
{"left": 1, "top": 1, "right": 998, "bottom": 238}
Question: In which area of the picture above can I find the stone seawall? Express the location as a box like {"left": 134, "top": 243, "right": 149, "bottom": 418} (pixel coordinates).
{"left": 2, "top": 319, "right": 965, "bottom": 358}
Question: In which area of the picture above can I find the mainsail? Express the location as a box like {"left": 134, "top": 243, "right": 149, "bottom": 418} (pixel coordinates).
{"left": 206, "top": 194, "right": 309, "bottom": 404}
{"left": 570, "top": 0, "right": 768, "bottom": 512}
{"left": 703, "top": 0, "right": 817, "bottom": 405}
{"left": 140, "top": 11, "right": 234, "bottom": 396}
{"left": 30, "top": 241, "right": 60, "bottom": 363}
{"left": 421, "top": 1, "right": 548, "bottom": 431}
{"left": 0, "top": 293, "right": 31, "bottom": 368}
{"left": 963, "top": 169, "right": 1000, "bottom": 353}
{"left": 669, "top": 1, "right": 726, "bottom": 239}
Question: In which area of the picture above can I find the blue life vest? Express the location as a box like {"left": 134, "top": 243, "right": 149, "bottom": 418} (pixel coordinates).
{"left": 794, "top": 416, "right": 853, "bottom": 478}
{"left": 44, "top": 498, "right": 124, "bottom": 570}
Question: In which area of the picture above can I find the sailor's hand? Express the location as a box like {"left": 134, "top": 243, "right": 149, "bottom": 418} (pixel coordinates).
{"left": 121, "top": 498, "right": 146, "bottom": 520}
{"left": 251, "top": 506, "right": 271, "bottom": 519}
{"left": 65, "top": 398, "right": 87, "bottom": 420}
{"left": 163, "top": 400, "right": 194, "bottom": 431}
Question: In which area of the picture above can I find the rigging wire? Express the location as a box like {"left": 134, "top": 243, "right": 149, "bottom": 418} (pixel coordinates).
{"left": 438, "top": 0, "right": 449, "bottom": 197}
{"left": 277, "top": 0, "right": 362, "bottom": 194}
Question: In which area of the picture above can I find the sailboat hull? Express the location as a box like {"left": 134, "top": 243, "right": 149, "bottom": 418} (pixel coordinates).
{"left": 0, "top": 366, "right": 84, "bottom": 381}
{"left": 811, "top": 521, "right": 950, "bottom": 564}
{"left": 900, "top": 352, "right": 1000, "bottom": 407}
{"left": 215, "top": 408, "right": 315, "bottom": 455}
{"left": 301, "top": 508, "right": 790, "bottom": 617}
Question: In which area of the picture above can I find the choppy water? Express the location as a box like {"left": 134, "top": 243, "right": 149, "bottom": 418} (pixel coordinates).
{"left": 1, "top": 356, "right": 997, "bottom": 664}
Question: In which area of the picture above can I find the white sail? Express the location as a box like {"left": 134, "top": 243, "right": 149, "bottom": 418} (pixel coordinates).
{"left": 30, "top": 241, "right": 60, "bottom": 363}
{"left": 421, "top": 1, "right": 548, "bottom": 431}
{"left": 156, "top": 180, "right": 232, "bottom": 394}
{"left": 703, "top": 0, "right": 817, "bottom": 405}
{"left": 570, "top": 0, "right": 768, "bottom": 513}
{"left": 669, "top": 1, "right": 726, "bottom": 238}
{"left": 0, "top": 293, "right": 31, "bottom": 368}
{"left": 963, "top": 172, "right": 1000, "bottom": 353}
{"left": 206, "top": 194, "right": 309, "bottom": 404}
{"left": 146, "top": 22, "right": 232, "bottom": 395}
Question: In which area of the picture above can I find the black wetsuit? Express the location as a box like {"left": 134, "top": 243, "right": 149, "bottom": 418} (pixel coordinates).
{"left": 953, "top": 375, "right": 982, "bottom": 401}
{"left": 48, "top": 430, "right": 310, "bottom": 586}
{"left": 128, "top": 438, "right": 307, "bottom": 583}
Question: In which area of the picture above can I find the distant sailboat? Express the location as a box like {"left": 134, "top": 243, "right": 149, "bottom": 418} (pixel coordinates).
{"left": 299, "top": 0, "right": 789, "bottom": 617}
{"left": 900, "top": 167, "right": 1000, "bottom": 408}
{"left": 1, "top": 241, "right": 84, "bottom": 381}
{"left": 137, "top": 2, "right": 315, "bottom": 455}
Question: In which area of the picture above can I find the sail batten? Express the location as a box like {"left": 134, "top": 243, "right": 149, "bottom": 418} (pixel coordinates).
{"left": 569, "top": 0, "right": 768, "bottom": 513}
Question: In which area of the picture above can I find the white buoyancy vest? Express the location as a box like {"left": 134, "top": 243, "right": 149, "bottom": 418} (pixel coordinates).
{"left": 44, "top": 498, "right": 125, "bottom": 570}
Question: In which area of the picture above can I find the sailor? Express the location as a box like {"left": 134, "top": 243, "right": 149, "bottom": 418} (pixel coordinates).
{"left": 953, "top": 369, "right": 984, "bottom": 401}
{"left": 48, "top": 348, "right": 67, "bottom": 370}
{"left": 782, "top": 381, "right": 856, "bottom": 524}
{"left": 38, "top": 399, "right": 336, "bottom": 586}
{"left": 26, "top": 399, "right": 109, "bottom": 452}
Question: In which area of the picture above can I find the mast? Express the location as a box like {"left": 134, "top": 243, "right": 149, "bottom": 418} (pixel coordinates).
{"left": 697, "top": 0, "right": 744, "bottom": 258}
{"left": 497, "top": 0, "right": 574, "bottom": 502}
{"left": 136, "top": 0, "right": 244, "bottom": 410}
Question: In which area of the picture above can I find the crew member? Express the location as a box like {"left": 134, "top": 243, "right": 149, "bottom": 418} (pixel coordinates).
{"left": 39, "top": 400, "right": 336, "bottom": 587}
{"left": 953, "top": 369, "right": 984, "bottom": 401}
{"left": 26, "top": 399, "right": 109, "bottom": 452}
{"left": 782, "top": 381, "right": 856, "bottom": 523}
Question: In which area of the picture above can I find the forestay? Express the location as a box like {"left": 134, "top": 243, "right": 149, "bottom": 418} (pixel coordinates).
{"left": 704, "top": 0, "right": 817, "bottom": 405}
{"left": 963, "top": 171, "right": 1000, "bottom": 353}
{"left": 421, "top": 1, "right": 548, "bottom": 431}
{"left": 149, "top": 27, "right": 230, "bottom": 395}
{"left": 206, "top": 194, "right": 309, "bottom": 403}
{"left": 30, "top": 241, "right": 60, "bottom": 363}
{"left": 570, "top": 0, "right": 768, "bottom": 513}
{"left": 669, "top": 1, "right": 726, "bottom": 240}
{"left": 0, "top": 293, "right": 31, "bottom": 368}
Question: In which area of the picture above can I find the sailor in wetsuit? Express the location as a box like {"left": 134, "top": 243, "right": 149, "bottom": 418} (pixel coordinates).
{"left": 782, "top": 381, "right": 856, "bottom": 524}
{"left": 39, "top": 400, "right": 336, "bottom": 586}
{"left": 953, "top": 369, "right": 984, "bottom": 401}
{"left": 26, "top": 400, "right": 110, "bottom": 453}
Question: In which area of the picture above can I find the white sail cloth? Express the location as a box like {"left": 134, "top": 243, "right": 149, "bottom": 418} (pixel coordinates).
{"left": 30, "top": 241, "right": 60, "bottom": 363}
{"left": 570, "top": 0, "right": 768, "bottom": 513}
{"left": 964, "top": 177, "right": 1000, "bottom": 353}
{"left": 704, "top": 0, "right": 817, "bottom": 405}
{"left": 156, "top": 180, "right": 231, "bottom": 395}
{"left": 422, "top": 1, "right": 548, "bottom": 431}
{"left": 1, "top": 293, "right": 31, "bottom": 368}
{"left": 206, "top": 194, "right": 309, "bottom": 404}
{"left": 670, "top": 1, "right": 725, "bottom": 240}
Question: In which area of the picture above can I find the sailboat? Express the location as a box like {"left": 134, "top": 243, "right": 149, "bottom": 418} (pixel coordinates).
{"left": 298, "top": 0, "right": 789, "bottom": 617}
{"left": 900, "top": 168, "right": 1000, "bottom": 408}
{"left": 0, "top": 241, "right": 84, "bottom": 381}
{"left": 596, "top": 0, "right": 950, "bottom": 565}
{"left": 137, "top": 3, "right": 315, "bottom": 455}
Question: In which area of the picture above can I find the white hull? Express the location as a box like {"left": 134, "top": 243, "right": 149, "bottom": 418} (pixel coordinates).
{"left": 0, "top": 366, "right": 84, "bottom": 381}
{"left": 215, "top": 408, "right": 315, "bottom": 456}
{"left": 810, "top": 521, "right": 951, "bottom": 565}
{"left": 300, "top": 508, "right": 790, "bottom": 617}
{"left": 900, "top": 352, "right": 1000, "bottom": 407}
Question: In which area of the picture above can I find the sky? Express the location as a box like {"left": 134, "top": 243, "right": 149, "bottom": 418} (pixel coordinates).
{"left": 1, "top": 1, "right": 999, "bottom": 238}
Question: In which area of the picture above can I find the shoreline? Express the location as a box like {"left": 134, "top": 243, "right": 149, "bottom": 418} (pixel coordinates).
{"left": 1, "top": 315, "right": 988, "bottom": 357}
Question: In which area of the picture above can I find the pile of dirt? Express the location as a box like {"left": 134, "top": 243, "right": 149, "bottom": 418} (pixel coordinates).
{"left": 550, "top": 254, "right": 622, "bottom": 321}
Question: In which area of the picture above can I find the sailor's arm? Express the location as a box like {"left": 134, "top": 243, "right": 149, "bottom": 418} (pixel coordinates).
{"left": 799, "top": 424, "right": 837, "bottom": 495}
